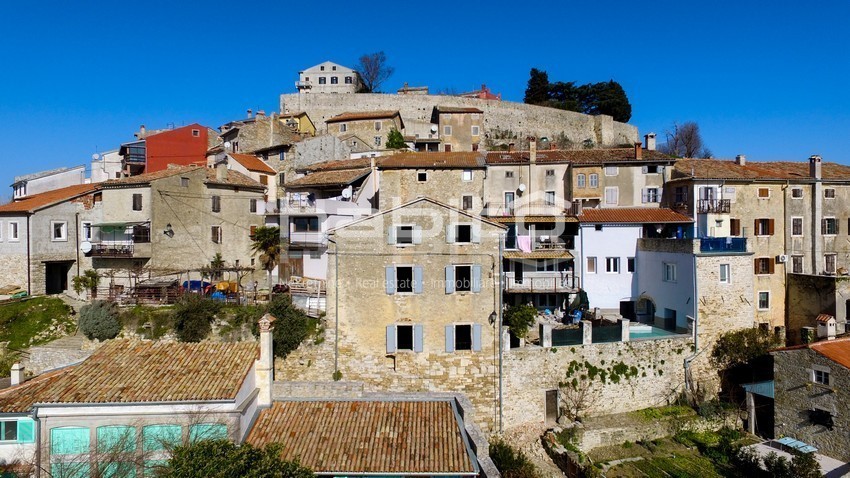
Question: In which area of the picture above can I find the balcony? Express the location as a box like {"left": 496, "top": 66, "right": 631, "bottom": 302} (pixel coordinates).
{"left": 504, "top": 272, "right": 580, "bottom": 293}
{"left": 698, "top": 199, "right": 730, "bottom": 214}
{"left": 288, "top": 231, "right": 325, "bottom": 246}
{"left": 281, "top": 197, "right": 372, "bottom": 216}
{"left": 295, "top": 80, "right": 312, "bottom": 89}
{"left": 700, "top": 237, "right": 747, "bottom": 253}
{"left": 483, "top": 201, "right": 567, "bottom": 218}
{"left": 89, "top": 242, "right": 152, "bottom": 258}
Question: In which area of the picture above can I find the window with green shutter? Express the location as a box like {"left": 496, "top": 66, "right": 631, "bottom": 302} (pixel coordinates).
{"left": 50, "top": 427, "right": 90, "bottom": 455}
{"left": 97, "top": 425, "right": 136, "bottom": 453}
{"left": 17, "top": 418, "right": 35, "bottom": 443}
{"left": 100, "top": 462, "right": 137, "bottom": 478}
{"left": 142, "top": 424, "right": 181, "bottom": 452}
{"left": 143, "top": 460, "right": 168, "bottom": 477}
{"left": 189, "top": 423, "right": 227, "bottom": 442}
{"left": 51, "top": 462, "right": 90, "bottom": 478}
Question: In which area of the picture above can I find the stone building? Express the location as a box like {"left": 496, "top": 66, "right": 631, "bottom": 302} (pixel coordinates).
{"left": 295, "top": 61, "right": 359, "bottom": 94}
{"left": 324, "top": 197, "right": 506, "bottom": 430}
{"left": 219, "top": 112, "right": 300, "bottom": 155}
{"left": 325, "top": 110, "right": 404, "bottom": 149}
{"left": 786, "top": 273, "right": 850, "bottom": 343}
{"left": 277, "top": 111, "right": 316, "bottom": 136}
{"left": 773, "top": 337, "right": 850, "bottom": 461}
{"left": 432, "top": 107, "right": 483, "bottom": 152}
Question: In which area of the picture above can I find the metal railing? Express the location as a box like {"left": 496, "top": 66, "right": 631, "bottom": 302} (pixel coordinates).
{"left": 90, "top": 243, "right": 134, "bottom": 258}
{"left": 504, "top": 272, "right": 580, "bottom": 292}
{"left": 698, "top": 199, "right": 731, "bottom": 214}
{"left": 700, "top": 237, "right": 747, "bottom": 253}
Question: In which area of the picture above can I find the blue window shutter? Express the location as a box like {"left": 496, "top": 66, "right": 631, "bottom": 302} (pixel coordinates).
{"left": 446, "top": 224, "right": 456, "bottom": 243}
{"left": 17, "top": 419, "right": 34, "bottom": 443}
{"left": 472, "top": 264, "right": 482, "bottom": 293}
{"left": 472, "top": 224, "right": 481, "bottom": 243}
{"left": 387, "top": 225, "right": 396, "bottom": 245}
{"left": 51, "top": 427, "right": 90, "bottom": 455}
{"left": 386, "top": 325, "right": 396, "bottom": 354}
{"left": 413, "top": 266, "right": 424, "bottom": 294}
{"left": 412, "top": 226, "right": 422, "bottom": 244}
{"left": 445, "top": 325, "right": 455, "bottom": 352}
{"left": 473, "top": 324, "right": 482, "bottom": 351}
{"left": 189, "top": 423, "right": 227, "bottom": 442}
{"left": 445, "top": 266, "right": 455, "bottom": 294}
{"left": 414, "top": 325, "right": 424, "bottom": 352}
{"left": 385, "top": 266, "right": 395, "bottom": 295}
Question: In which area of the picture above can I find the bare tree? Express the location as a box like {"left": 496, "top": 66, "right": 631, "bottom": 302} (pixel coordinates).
{"left": 660, "top": 121, "right": 712, "bottom": 158}
{"left": 355, "top": 52, "right": 394, "bottom": 93}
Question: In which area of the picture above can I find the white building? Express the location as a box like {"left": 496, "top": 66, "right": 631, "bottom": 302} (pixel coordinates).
{"left": 11, "top": 165, "right": 86, "bottom": 199}
{"left": 296, "top": 61, "right": 359, "bottom": 94}
{"left": 90, "top": 150, "right": 123, "bottom": 183}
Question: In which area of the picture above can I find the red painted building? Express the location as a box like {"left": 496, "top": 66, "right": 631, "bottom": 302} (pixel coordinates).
{"left": 119, "top": 123, "right": 210, "bottom": 175}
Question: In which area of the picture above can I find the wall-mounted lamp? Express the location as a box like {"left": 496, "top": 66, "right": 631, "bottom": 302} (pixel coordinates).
{"left": 489, "top": 311, "right": 497, "bottom": 326}
{"left": 164, "top": 223, "right": 174, "bottom": 238}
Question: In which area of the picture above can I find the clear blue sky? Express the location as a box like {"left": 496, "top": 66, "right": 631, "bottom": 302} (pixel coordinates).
{"left": 1, "top": 1, "right": 848, "bottom": 197}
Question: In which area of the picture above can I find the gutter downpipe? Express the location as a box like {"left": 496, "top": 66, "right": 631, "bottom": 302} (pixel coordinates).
{"left": 34, "top": 406, "right": 41, "bottom": 478}
{"left": 684, "top": 251, "right": 700, "bottom": 398}
{"left": 26, "top": 215, "right": 32, "bottom": 295}
{"left": 75, "top": 212, "right": 81, "bottom": 277}
{"left": 326, "top": 235, "right": 340, "bottom": 376}
{"left": 498, "top": 234, "right": 504, "bottom": 433}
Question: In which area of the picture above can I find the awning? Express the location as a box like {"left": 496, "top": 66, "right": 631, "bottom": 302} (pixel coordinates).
{"left": 741, "top": 380, "right": 774, "bottom": 399}
{"left": 504, "top": 250, "right": 574, "bottom": 260}
{"left": 91, "top": 222, "right": 149, "bottom": 233}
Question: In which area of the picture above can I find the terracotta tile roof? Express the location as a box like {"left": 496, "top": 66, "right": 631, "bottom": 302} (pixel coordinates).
{"left": 673, "top": 158, "right": 850, "bottom": 181}
{"left": 810, "top": 337, "right": 850, "bottom": 369}
{"left": 504, "top": 250, "right": 574, "bottom": 259}
{"left": 486, "top": 148, "right": 674, "bottom": 165}
{"left": 0, "top": 184, "right": 99, "bottom": 214}
{"left": 0, "top": 340, "right": 259, "bottom": 412}
{"left": 436, "top": 106, "right": 484, "bottom": 114}
{"left": 578, "top": 207, "right": 694, "bottom": 224}
{"left": 246, "top": 400, "right": 477, "bottom": 475}
{"left": 229, "top": 153, "right": 276, "bottom": 175}
{"left": 378, "top": 151, "right": 485, "bottom": 169}
{"left": 816, "top": 314, "right": 835, "bottom": 324}
{"left": 307, "top": 158, "right": 374, "bottom": 172}
{"left": 285, "top": 168, "right": 371, "bottom": 188}
{"left": 204, "top": 168, "right": 265, "bottom": 188}
{"left": 325, "top": 110, "right": 401, "bottom": 123}
{"left": 101, "top": 165, "right": 263, "bottom": 189}
{"left": 489, "top": 215, "right": 578, "bottom": 223}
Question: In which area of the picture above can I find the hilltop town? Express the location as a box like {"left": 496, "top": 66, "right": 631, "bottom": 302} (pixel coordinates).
{"left": 0, "top": 60, "right": 848, "bottom": 477}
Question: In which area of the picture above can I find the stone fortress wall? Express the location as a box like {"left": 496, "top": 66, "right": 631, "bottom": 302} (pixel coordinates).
{"left": 281, "top": 93, "right": 638, "bottom": 147}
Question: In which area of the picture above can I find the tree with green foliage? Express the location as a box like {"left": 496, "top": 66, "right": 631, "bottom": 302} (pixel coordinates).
{"left": 157, "top": 439, "right": 314, "bottom": 478}
{"left": 489, "top": 438, "right": 537, "bottom": 478}
{"left": 173, "top": 294, "right": 221, "bottom": 342}
{"left": 710, "top": 327, "right": 782, "bottom": 370}
{"left": 523, "top": 68, "right": 551, "bottom": 105}
{"left": 79, "top": 300, "right": 121, "bottom": 341}
{"left": 263, "top": 294, "right": 312, "bottom": 358}
{"left": 72, "top": 269, "right": 101, "bottom": 299}
{"left": 209, "top": 253, "right": 225, "bottom": 281}
{"left": 250, "top": 226, "right": 281, "bottom": 292}
{"left": 386, "top": 128, "right": 406, "bottom": 149}
{"left": 523, "top": 69, "right": 633, "bottom": 122}
{"left": 503, "top": 304, "right": 536, "bottom": 339}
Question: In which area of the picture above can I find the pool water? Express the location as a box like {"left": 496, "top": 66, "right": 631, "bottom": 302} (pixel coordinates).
{"left": 630, "top": 325, "right": 682, "bottom": 339}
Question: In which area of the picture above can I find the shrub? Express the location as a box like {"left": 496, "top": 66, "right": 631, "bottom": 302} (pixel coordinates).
{"left": 79, "top": 300, "right": 121, "bottom": 341}
{"left": 711, "top": 327, "right": 782, "bottom": 369}
{"left": 489, "top": 438, "right": 537, "bottom": 478}
{"left": 504, "top": 304, "right": 536, "bottom": 339}
{"left": 264, "top": 295, "right": 312, "bottom": 358}
{"left": 173, "top": 294, "right": 221, "bottom": 342}
{"left": 161, "top": 439, "right": 314, "bottom": 478}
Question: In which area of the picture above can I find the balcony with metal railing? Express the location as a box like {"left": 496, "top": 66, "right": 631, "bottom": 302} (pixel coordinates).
{"left": 504, "top": 271, "right": 580, "bottom": 293}
{"left": 484, "top": 200, "right": 582, "bottom": 217}
{"left": 699, "top": 237, "right": 747, "bottom": 253}
{"left": 698, "top": 199, "right": 731, "bottom": 214}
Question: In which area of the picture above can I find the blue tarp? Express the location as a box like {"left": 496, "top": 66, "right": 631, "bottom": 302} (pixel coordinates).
{"left": 741, "top": 380, "right": 775, "bottom": 399}
{"left": 182, "top": 280, "right": 211, "bottom": 292}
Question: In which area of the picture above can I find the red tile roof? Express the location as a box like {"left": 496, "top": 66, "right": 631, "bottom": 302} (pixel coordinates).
{"left": 0, "top": 184, "right": 99, "bottom": 214}
{"left": 246, "top": 400, "right": 476, "bottom": 475}
{"left": 285, "top": 168, "right": 371, "bottom": 188}
{"left": 673, "top": 158, "right": 850, "bottom": 181}
{"left": 578, "top": 207, "right": 694, "bottom": 224}
{"left": 100, "top": 165, "right": 263, "bottom": 189}
{"left": 810, "top": 337, "right": 850, "bottom": 369}
{"left": 436, "top": 106, "right": 484, "bottom": 114}
{"left": 307, "top": 158, "right": 374, "bottom": 172}
{"left": 229, "top": 153, "right": 276, "bottom": 175}
{"left": 816, "top": 314, "right": 835, "bottom": 324}
{"left": 325, "top": 111, "right": 401, "bottom": 123}
{"left": 378, "top": 151, "right": 485, "bottom": 169}
{"left": 486, "top": 148, "right": 674, "bottom": 165}
{"left": 0, "top": 340, "right": 259, "bottom": 412}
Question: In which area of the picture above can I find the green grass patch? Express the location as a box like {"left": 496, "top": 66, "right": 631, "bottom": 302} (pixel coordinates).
{"left": 0, "top": 297, "right": 75, "bottom": 349}
{"left": 632, "top": 405, "right": 695, "bottom": 422}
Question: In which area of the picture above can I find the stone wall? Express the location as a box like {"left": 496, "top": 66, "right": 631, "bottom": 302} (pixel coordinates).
{"left": 280, "top": 93, "right": 638, "bottom": 147}
{"left": 378, "top": 168, "right": 486, "bottom": 212}
{"left": 786, "top": 273, "right": 850, "bottom": 343}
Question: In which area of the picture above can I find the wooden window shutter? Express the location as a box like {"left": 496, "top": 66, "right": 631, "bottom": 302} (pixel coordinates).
{"left": 385, "top": 267, "right": 395, "bottom": 295}
{"left": 769, "top": 259, "right": 775, "bottom": 274}
{"left": 445, "top": 325, "right": 455, "bottom": 352}
{"left": 754, "top": 258, "right": 759, "bottom": 274}
{"left": 768, "top": 219, "right": 775, "bottom": 236}
{"left": 413, "top": 325, "right": 424, "bottom": 353}
{"left": 445, "top": 266, "right": 455, "bottom": 294}
{"left": 471, "top": 264, "right": 482, "bottom": 293}
{"left": 472, "top": 324, "right": 482, "bottom": 352}
{"left": 413, "top": 266, "right": 424, "bottom": 294}
{"left": 730, "top": 219, "right": 740, "bottom": 236}
{"left": 753, "top": 219, "right": 759, "bottom": 234}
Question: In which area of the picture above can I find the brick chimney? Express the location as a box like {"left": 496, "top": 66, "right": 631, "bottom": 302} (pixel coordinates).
{"left": 644, "top": 133, "right": 656, "bottom": 151}
{"left": 10, "top": 363, "right": 23, "bottom": 386}
{"left": 529, "top": 137, "right": 537, "bottom": 164}
{"left": 634, "top": 142, "right": 643, "bottom": 160}
{"left": 809, "top": 155, "right": 822, "bottom": 180}
{"left": 735, "top": 154, "right": 746, "bottom": 166}
{"left": 216, "top": 162, "right": 228, "bottom": 181}
{"left": 256, "top": 313, "right": 276, "bottom": 407}
{"left": 508, "top": 142, "right": 515, "bottom": 152}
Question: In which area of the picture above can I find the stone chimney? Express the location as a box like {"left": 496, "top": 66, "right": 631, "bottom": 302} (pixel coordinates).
{"left": 216, "top": 162, "right": 228, "bottom": 181}
{"left": 644, "top": 133, "right": 656, "bottom": 151}
{"left": 256, "top": 110, "right": 266, "bottom": 118}
{"left": 256, "top": 313, "right": 276, "bottom": 407}
{"left": 10, "top": 363, "right": 23, "bottom": 386}
{"left": 735, "top": 155, "right": 746, "bottom": 166}
{"left": 139, "top": 125, "right": 146, "bottom": 137}
{"left": 247, "top": 109, "right": 253, "bottom": 119}
{"left": 809, "top": 155, "right": 822, "bottom": 180}
{"left": 528, "top": 137, "right": 537, "bottom": 164}
{"left": 508, "top": 142, "right": 515, "bottom": 152}
{"left": 634, "top": 142, "right": 643, "bottom": 160}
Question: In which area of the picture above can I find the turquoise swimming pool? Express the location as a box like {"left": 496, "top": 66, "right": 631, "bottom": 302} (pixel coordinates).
{"left": 630, "top": 325, "right": 684, "bottom": 340}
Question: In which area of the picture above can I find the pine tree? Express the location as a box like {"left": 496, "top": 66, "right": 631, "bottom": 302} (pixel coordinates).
{"left": 523, "top": 68, "right": 550, "bottom": 105}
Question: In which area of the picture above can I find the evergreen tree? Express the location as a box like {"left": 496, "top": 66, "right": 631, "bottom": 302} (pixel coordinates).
{"left": 386, "top": 128, "right": 407, "bottom": 149}
{"left": 523, "top": 68, "right": 550, "bottom": 105}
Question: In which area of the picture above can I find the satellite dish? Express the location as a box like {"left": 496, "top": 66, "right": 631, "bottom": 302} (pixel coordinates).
{"left": 80, "top": 241, "right": 92, "bottom": 254}
{"left": 430, "top": 125, "right": 438, "bottom": 133}
{"left": 518, "top": 183, "right": 527, "bottom": 193}
{"left": 91, "top": 153, "right": 100, "bottom": 161}
{"left": 224, "top": 141, "right": 232, "bottom": 151}
{"left": 341, "top": 186, "right": 353, "bottom": 199}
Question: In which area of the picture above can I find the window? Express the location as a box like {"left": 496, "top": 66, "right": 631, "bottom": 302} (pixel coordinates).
{"left": 143, "top": 425, "right": 182, "bottom": 452}
{"left": 320, "top": 66, "right": 325, "bottom": 71}
{"left": 825, "top": 188, "right": 835, "bottom": 198}
{"left": 339, "top": 123, "right": 347, "bottom": 133}
{"left": 51, "top": 221, "right": 67, "bottom": 241}
{"left": 249, "top": 225, "right": 257, "bottom": 238}
{"left": 813, "top": 369, "right": 831, "bottom": 385}
{"left": 445, "top": 324, "right": 482, "bottom": 352}
{"left": 589, "top": 173, "right": 598, "bottom": 188}
{"left": 455, "top": 265, "right": 472, "bottom": 292}
{"left": 388, "top": 225, "right": 421, "bottom": 246}
{"left": 330, "top": 76, "right": 338, "bottom": 84}
{"left": 755, "top": 218, "right": 774, "bottom": 236}
{"left": 374, "top": 121, "right": 382, "bottom": 131}
{"left": 754, "top": 257, "right": 774, "bottom": 275}
{"left": 81, "top": 221, "right": 92, "bottom": 242}
{"left": 453, "top": 224, "right": 473, "bottom": 243}
{"left": 9, "top": 222, "right": 18, "bottom": 241}
{"left": 505, "top": 171, "right": 514, "bottom": 178}
{"left": 663, "top": 262, "right": 677, "bottom": 282}
{"left": 279, "top": 151, "right": 285, "bottom": 161}
{"left": 211, "top": 226, "right": 222, "bottom": 244}
{"left": 385, "top": 265, "right": 422, "bottom": 294}
{"left": 396, "top": 266, "right": 414, "bottom": 292}
{"left": 1, "top": 420, "right": 17, "bottom": 442}
{"left": 825, "top": 254, "right": 837, "bottom": 273}
{"left": 386, "top": 324, "right": 422, "bottom": 353}
{"left": 345, "top": 76, "right": 353, "bottom": 84}
{"left": 97, "top": 426, "right": 136, "bottom": 453}
{"left": 293, "top": 217, "right": 319, "bottom": 231}
{"left": 192, "top": 129, "right": 200, "bottom": 137}
{"left": 332, "top": 66, "right": 336, "bottom": 71}
{"left": 132, "top": 193, "right": 142, "bottom": 211}
{"left": 260, "top": 175, "right": 268, "bottom": 185}
{"left": 51, "top": 427, "right": 90, "bottom": 455}
{"left": 181, "top": 177, "right": 189, "bottom": 187}
{"left": 822, "top": 217, "right": 838, "bottom": 235}
{"left": 189, "top": 423, "right": 227, "bottom": 442}
{"left": 720, "top": 264, "right": 730, "bottom": 283}
{"left": 279, "top": 173, "right": 286, "bottom": 186}
{"left": 462, "top": 170, "right": 473, "bottom": 181}
{"left": 577, "top": 174, "right": 586, "bottom": 188}
{"left": 417, "top": 172, "right": 427, "bottom": 182}
{"left": 604, "top": 187, "right": 619, "bottom": 205}
{"left": 792, "top": 255, "right": 803, "bottom": 273}
{"left": 758, "top": 291, "right": 770, "bottom": 310}
{"left": 462, "top": 195, "right": 473, "bottom": 211}
{"left": 792, "top": 217, "right": 803, "bottom": 236}
{"left": 211, "top": 195, "right": 221, "bottom": 213}
{"left": 504, "top": 192, "right": 515, "bottom": 214}
{"left": 545, "top": 169, "right": 555, "bottom": 177}
{"left": 605, "top": 166, "right": 618, "bottom": 176}
{"left": 792, "top": 187, "right": 803, "bottom": 198}
{"left": 318, "top": 77, "right": 326, "bottom": 84}
{"left": 606, "top": 257, "right": 620, "bottom": 273}
{"left": 730, "top": 218, "right": 741, "bottom": 236}
{"left": 627, "top": 257, "right": 635, "bottom": 272}
{"left": 643, "top": 187, "right": 660, "bottom": 203}
{"left": 445, "top": 264, "right": 481, "bottom": 294}
{"left": 644, "top": 165, "right": 659, "bottom": 174}
{"left": 374, "top": 136, "right": 382, "bottom": 147}
{"left": 545, "top": 191, "right": 556, "bottom": 206}
{"left": 674, "top": 186, "right": 688, "bottom": 204}
{"left": 587, "top": 257, "right": 597, "bottom": 274}
{"left": 758, "top": 187, "right": 770, "bottom": 198}
{"left": 443, "top": 125, "right": 452, "bottom": 136}
{"left": 471, "top": 125, "right": 480, "bottom": 136}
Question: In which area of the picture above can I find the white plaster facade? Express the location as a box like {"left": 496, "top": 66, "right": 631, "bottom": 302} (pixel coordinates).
{"left": 296, "top": 61, "right": 359, "bottom": 94}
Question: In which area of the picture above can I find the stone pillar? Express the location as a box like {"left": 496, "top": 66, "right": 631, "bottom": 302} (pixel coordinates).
{"left": 774, "top": 326, "right": 787, "bottom": 346}
{"left": 540, "top": 324, "right": 553, "bottom": 348}
{"left": 746, "top": 391, "right": 756, "bottom": 435}
{"left": 10, "top": 363, "right": 23, "bottom": 386}
{"left": 256, "top": 313, "right": 276, "bottom": 407}
{"left": 619, "top": 319, "right": 630, "bottom": 342}
{"left": 581, "top": 320, "right": 592, "bottom": 345}
{"left": 502, "top": 326, "right": 511, "bottom": 353}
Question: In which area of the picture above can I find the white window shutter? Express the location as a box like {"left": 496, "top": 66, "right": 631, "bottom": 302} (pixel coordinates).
{"left": 386, "top": 325, "right": 396, "bottom": 354}
{"left": 472, "top": 324, "right": 482, "bottom": 352}
{"left": 446, "top": 223, "right": 456, "bottom": 243}
{"left": 412, "top": 226, "right": 422, "bottom": 244}
{"left": 385, "top": 267, "right": 395, "bottom": 295}
{"left": 445, "top": 325, "right": 455, "bottom": 352}
{"left": 642, "top": 165, "right": 648, "bottom": 174}
{"left": 472, "top": 264, "right": 482, "bottom": 293}
{"left": 413, "top": 266, "right": 424, "bottom": 294}
{"left": 445, "top": 266, "right": 455, "bottom": 294}
{"left": 641, "top": 188, "right": 647, "bottom": 203}
{"left": 387, "top": 226, "right": 396, "bottom": 245}
{"left": 472, "top": 224, "right": 481, "bottom": 243}
{"left": 414, "top": 325, "right": 423, "bottom": 353}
